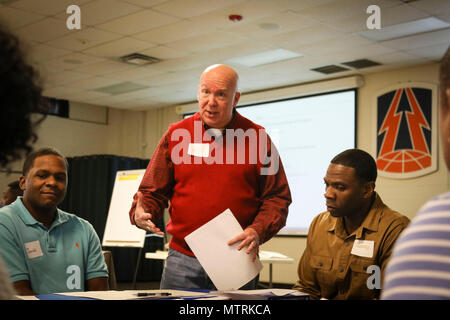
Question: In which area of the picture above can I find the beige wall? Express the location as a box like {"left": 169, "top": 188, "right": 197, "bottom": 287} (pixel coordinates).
{"left": 1, "top": 62, "right": 446, "bottom": 286}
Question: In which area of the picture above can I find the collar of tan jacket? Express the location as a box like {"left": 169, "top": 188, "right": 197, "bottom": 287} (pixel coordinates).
{"left": 327, "top": 193, "right": 383, "bottom": 240}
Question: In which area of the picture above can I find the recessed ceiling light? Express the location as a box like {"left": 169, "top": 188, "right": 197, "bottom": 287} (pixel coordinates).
{"left": 93, "top": 82, "right": 150, "bottom": 95}
{"left": 357, "top": 17, "right": 450, "bottom": 41}
{"left": 226, "top": 49, "right": 303, "bottom": 67}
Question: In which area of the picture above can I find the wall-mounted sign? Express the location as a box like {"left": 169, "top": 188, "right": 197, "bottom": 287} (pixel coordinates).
{"left": 375, "top": 83, "right": 438, "bottom": 179}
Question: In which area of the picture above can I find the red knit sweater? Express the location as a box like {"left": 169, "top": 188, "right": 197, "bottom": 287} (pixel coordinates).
{"left": 130, "top": 111, "right": 291, "bottom": 256}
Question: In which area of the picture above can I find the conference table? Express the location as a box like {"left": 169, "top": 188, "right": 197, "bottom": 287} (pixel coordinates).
{"left": 16, "top": 288, "right": 308, "bottom": 300}
{"left": 144, "top": 250, "right": 294, "bottom": 288}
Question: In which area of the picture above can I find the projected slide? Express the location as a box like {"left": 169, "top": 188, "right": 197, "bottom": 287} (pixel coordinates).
{"left": 237, "top": 90, "right": 356, "bottom": 235}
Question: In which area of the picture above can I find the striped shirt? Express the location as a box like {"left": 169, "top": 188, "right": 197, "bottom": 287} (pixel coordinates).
{"left": 382, "top": 191, "right": 450, "bottom": 300}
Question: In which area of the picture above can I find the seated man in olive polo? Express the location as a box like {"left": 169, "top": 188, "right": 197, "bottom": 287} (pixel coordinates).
{"left": 294, "top": 149, "right": 410, "bottom": 299}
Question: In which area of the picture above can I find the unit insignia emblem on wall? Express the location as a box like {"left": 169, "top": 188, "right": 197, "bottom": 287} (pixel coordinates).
{"left": 375, "top": 83, "right": 437, "bottom": 179}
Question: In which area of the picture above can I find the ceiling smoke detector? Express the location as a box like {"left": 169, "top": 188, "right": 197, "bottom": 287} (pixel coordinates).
{"left": 229, "top": 14, "right": 243, "bottom": 22}
{"left": 119, "top": 53, "right": 160, "bottom": 66}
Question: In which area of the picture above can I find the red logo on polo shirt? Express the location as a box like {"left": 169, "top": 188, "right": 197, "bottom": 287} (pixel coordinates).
{"left": 376, "top": 84, "right": 437, "bottom": 179}
{"left": 75, "top": 242, "right": 80, "bottom": 248}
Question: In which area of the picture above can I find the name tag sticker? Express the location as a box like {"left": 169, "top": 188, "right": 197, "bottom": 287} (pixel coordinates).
{"left": 188, "top": 143, "right": 209, "bottom": 157}
{"left": 351, "top": 239, "right": 374, "bottom": 258}
{"left": 24, "top": 240, "right": 43, "bottom": 259}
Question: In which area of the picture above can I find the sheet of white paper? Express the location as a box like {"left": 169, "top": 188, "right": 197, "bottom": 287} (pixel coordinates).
{"left": 185, "top": 209, "right": 263, "bottom": 291}
{"left": 211, "top": 289, "right": 309, "bottom": 300}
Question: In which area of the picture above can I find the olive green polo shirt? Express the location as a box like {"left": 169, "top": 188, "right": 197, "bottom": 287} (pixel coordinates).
{"left": 294, "top": 193, "right": 410, "bottom": 300}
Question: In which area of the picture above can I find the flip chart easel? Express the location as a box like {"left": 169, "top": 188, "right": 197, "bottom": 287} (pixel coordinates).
{"left": 102, "top": 169, "right": 146, "bottom": 248}
{"left": 102, "top": 169, "right": 146, "bottom": 288}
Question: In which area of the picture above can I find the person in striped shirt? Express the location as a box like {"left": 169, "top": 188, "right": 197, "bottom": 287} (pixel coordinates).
{"left": 382, "top": 46, "right": 450, "bottom": 300}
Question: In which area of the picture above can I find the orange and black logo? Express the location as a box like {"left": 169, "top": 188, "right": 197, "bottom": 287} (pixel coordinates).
{"left": 376, "top": 85, "right": 437, "bottom": 178}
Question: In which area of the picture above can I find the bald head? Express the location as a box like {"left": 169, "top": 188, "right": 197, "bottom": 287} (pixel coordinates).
{"left": 200, "top": 64, "right": 239, "bottom": 92}
{"left": 197, "top": 64, "right": 241, "bottom": 128}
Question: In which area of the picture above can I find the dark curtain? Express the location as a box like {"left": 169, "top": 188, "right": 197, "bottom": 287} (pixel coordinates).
{"left": 59, "top": 154, "right": 165, "bottom": 282}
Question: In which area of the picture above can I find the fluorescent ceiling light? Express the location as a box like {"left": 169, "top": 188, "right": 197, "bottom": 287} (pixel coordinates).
{"left": 226, "top": 49, "right": 303, "bottom": 67}
{"left": 94, "top": 82, "right": 149, "bottom": 95}
{"left": 357, "top": 17, "right": 450, "bottom": 41}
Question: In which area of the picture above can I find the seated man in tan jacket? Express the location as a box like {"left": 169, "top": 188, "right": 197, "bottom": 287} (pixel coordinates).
{"left": 294, "top": 149, "right": 410, "bottom": 299}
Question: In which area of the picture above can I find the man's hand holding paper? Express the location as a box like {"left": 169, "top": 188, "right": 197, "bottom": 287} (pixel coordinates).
{"left": 228, "top": 227, "right": 260, "bottom": 262}
{"left": 185, "top": 209, "right": 263, "bottom": 290}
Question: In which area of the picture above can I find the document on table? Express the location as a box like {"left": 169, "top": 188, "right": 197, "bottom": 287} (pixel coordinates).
{"left": 185, "top": 209, "right": 263, "bottom": 291}
{"left": 211, "top": 289, "right": 309, "bottom": 300}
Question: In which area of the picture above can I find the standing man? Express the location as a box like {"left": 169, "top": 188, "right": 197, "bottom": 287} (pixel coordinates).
{"left": 0, "top": 148, "right": 109, "bottom": 295}
{"left": 382, "top": 47, "right": 450, "bottom": 300}
{"left": 129, "top": 64, "right": 291, "bottom": 290}
{"left": 294, "top": 149, "right": 410, "bottom": 299}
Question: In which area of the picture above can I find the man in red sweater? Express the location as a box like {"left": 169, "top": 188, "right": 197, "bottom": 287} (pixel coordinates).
{"left": 129, "top": 64, "right": 291, "bottom": 290}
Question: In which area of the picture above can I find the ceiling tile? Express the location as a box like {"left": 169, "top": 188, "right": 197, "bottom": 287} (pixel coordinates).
{"left": 44, "top": 70, "right": 94, "bottom": 86}
{"left": 225, "top": 11, "right": 317, "bottom": 40}
{"left": 14, "top": 17, "right": 72, "bottom": 43}
{"left": 408, "top": 0, "right": 450, "bottom": 16}
{"left": 133, "top": 20, "right": 206, "bottom": 44}
{"left": 152, "top": 0, "right": 245, "bottom": 19}
{"left": 9, "top": 0, "right": 91, "bottom": 16}
{"left": 0, "top": 6, "right": 45, "bottom": 29}
{"left": 135, "top": 69, "right": 199, "bottom": 87}
{"left": 62, "top": 90, "right": 110, "bottom": 102}
{"left": 122, "top": 0, "right": 169, "bottom": 7}
{"left": 267, "top": 24, "right": 344, "bottom": 48}
{"left": 41, "top": 53, "right": 105, "bottom": 71}
{"left": 45, "top": 27, "right": 122, "bottom": 51}
{"left": 378, "top": 3, "right": 431, "bottom": 27}
{"left": 381, "top": 27, "right": 450, "bottom": 50}
{"left": 256, "top": 0, "right": 337, "bottom": 12}
{"left": 292, "top": 0, "right": 396, "bottom": 23}
{"left": 77, "top": 0, "right": 142, "bottom": 26}
{"left": 74, "top": 60, "right": 136, "bottom": 76}
{"left": 105, "top": 65, "right": 165, "bottom": 81}
{"left": 328, "top": 3, "right": 430, "bottom": 33}
{"left": 42, "top": 85, "right": 84, "bottom": 98}
{"left": 28, "top": 44, "right": 72, "bottom": 63}
{"left": 165, "top": 31, "right": 247, "bottom": 53}
{"left": 97, "top": 9, "right": 179, "bottom": 35}
{"left": 140, "top": 45, "right": 189, "bottom": 59}
{"left": 372, "top": 51, "right": 428, "bottom": 65}
{"left": 205, "top": 40, "right": 276, "bottom": 62}
{"left": 64, "top": 76, "right": 124, "bottom": 90}
{"left": 407, "top": 43, "right": 450, "bottom": 61}
{"left": 82, "top": 37, "right": 156, "bottom": 58}
{"left": 293, "top": 34, "right": 372, "bottom": 57}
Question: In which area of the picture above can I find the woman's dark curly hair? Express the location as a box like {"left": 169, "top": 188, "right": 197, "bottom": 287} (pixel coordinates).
{"left": 0, "top": 24, "right": 44, "bottom": 168}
